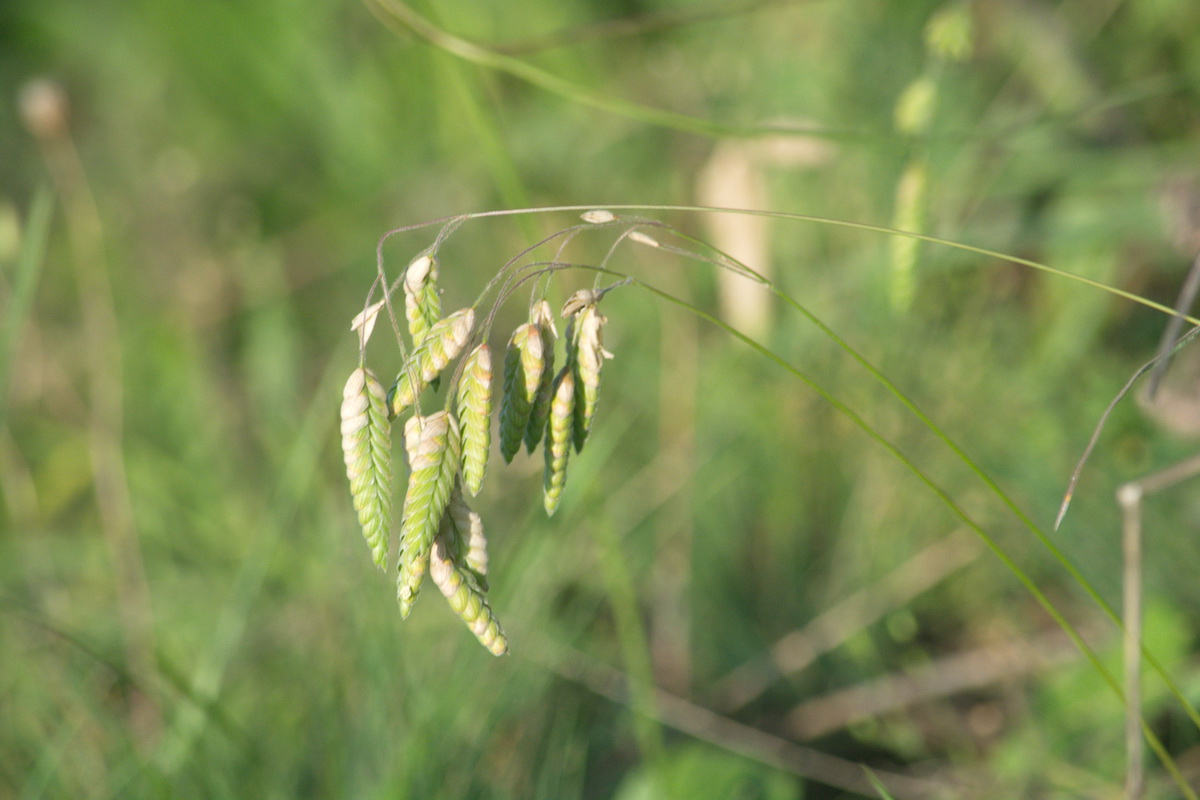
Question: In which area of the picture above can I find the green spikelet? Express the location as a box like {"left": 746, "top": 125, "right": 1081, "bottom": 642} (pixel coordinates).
{"left": 456, "top": 344, "right": 492, "bottom": 496}
{"left": 439, "top": 480, "right": 488, "bottom": 591}
{"left": 569, "top": 304, "right": 611, "bottom": 453}
{"left": 543, "top": 367, "right": 575, "bottom": 516}
{"left": 889, "top": 160, "right": 928, "bottom": 314}
{"left": 403, "top": 255, "right": 441, "bottom": 347}
{"left": 397, "top": 411, "right": 461, "bottom": 618}
{"left": 388, "top": 308, "right": 475, "bottom": 418}
{"left": 340, "top": 367, "right": 392, "bottom": 570}
{"left": 524, "top": 301, "right": 559, "bottom": 453}
{"left": 498, "top": 323, "right": 543, "bottom": 462}
{"left": 429, "top": 531, "right": 508, "bottom": 656}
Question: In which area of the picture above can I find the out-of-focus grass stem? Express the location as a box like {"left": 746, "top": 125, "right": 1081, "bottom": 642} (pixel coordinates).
{"left": 20, "top": 79, "right": 161, "bottom": 746}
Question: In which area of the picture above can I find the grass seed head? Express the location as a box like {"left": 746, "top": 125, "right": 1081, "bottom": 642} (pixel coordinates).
{"left": 388, "top": 307, "right": 475, "bottom": 417}
{"left": 543, "top": 366, "right": 575, "bottom": 516}
{"left": 403, "top": 255, "right": 441, "bottom": 348}
{"left": 499, "top": 323, "right": 544, "bottom": 462}
{"left": 581, "top": 209, "right": 615, "bottom": 224}
{"left": 561, "top": 289, "right": 599, "bottom": 318}
{"left": 397, "top": 411, "right": 462, "bottom": 618}
{"left": 429, "top": 532, "right": 508, "bottom": 656}
{"left": 440, "top": 480, "right": 489, "bottom": 590}
{"left": 524, "top": 302, "right": 559, "bottom": 454}
{"left": 570, "top": 304, "right": 611, "bottom": 452}
{"left": 340, "top": 367, "right": 392, "bottom": 570}
{"left": 457, "top": 344, "right": 493, "bottom": 496}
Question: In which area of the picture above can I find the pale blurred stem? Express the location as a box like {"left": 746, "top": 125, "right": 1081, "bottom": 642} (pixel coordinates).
{"left": 33, "top": 128, "right": 160, "bottom": 742}
{"left": 594, "top": 520, "right": 668, "bottom": 783}
{"left": 1118, "top": 483, "right": 1144, "bottom": 800}
{"left": 1116, "top": 453, "right": 1200, "bottom": 800}
{"left": 652, "top": 272, "right": 696, "bottom": 694}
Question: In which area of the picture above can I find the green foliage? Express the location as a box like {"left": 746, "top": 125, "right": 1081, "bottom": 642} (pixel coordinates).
{"left": 6, "top": 0, "right": 1200, "bottom": 797}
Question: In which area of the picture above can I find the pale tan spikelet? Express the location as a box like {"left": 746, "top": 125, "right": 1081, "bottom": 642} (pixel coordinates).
{"left": 570, "top": 304, "right": 612, "bottom": 452}
{"left": 531, "top": 299, "right": 558, "bottom": 339}
{"left": 403, "top": 255, "right": 442, "bottom": 347}
{"left": 543, "top": 367, "right": 575, "bottom": 516}
{"left": 456, "top": 344, "right": 492, "bottom": 496}
{"left": 340, "top": 367, "right": 392, "bottom": 570}
{"left": 581, "top": 209, "right": 615, "bottom": 224}
{"left": 498, "top": 323, "right": 544, "bottom": 462}
{"left": 561, "top": 289, "right": 599, "bottom": 318}
{"left": 397, "top": 411, "right": 461, "bottom": 618}
{"left": 350, "top": 300, "right": 386, "bottom": 349}
{"left": 429, "top": 533, "right": 508, "bottom": 656}
{"left": 439, "top": 480, "right": 488, "bottom": 590}
{"left": 524, "top": 302, "right": 559, "bottom": 453}
{"left": 388, "top": 308, "right": 475, "bottom": 417}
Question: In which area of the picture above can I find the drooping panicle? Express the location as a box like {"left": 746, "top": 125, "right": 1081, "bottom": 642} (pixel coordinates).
{"left": 388, "top": 308, "right": 475, "bottom": 417}
{"left": 397, "top": 411, "right": 461, "bottom": 618}
{"left": 340, "top": 367, "right": 392, "bottom": 570}
{"left": 456, "top": 344, "right": 492, "bottom": 496}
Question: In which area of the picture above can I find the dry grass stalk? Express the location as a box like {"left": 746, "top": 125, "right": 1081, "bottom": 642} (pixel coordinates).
{"left": 543, "top": 366, "right": 575, "bottom": 516}
{"left": 398, "top": 411, "right": 462, "bottom": 618}
{"left": 499, "top": 323, "right": 544, "bottom": 462}
{"left": 403, "top": 254, "right": 441, "bottom": 347}
{"left": 388, "top": 308, "right": 475, "bottom": 417}
{"left": 525, "top": 301, "right": 559, "bottom": 453}
{"left": 340, "top": 367, "right": 392, "bottom": 570}
{"left": 457, "top": 344, "right": 492, "bottom": 495}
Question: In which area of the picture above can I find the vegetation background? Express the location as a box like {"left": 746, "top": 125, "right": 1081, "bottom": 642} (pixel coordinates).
{"left": 3, "top": 0, "right": 1200, "bottom": 797}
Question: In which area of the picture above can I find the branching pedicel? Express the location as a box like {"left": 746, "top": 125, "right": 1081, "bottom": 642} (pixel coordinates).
{"left": 341, "top": 213, "right": 622, "bottom": 655}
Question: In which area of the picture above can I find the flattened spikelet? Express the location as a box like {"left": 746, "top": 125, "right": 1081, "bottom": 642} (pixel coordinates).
{"left": 570, "top": 304, "right": 611, "bottom": 452}
{"left": 404, "top": 255, "right": 441, "bottom": 347}
{"left": 388, "top": 308, "right": 475, "bottom": 417}
{"left": 524, "top": 302, "right": 559, "bottom": 453}
{"left": 439, "top": 481, "right": 488, "bottom": 590}
{"left": 543, "top": 367, "right": 575, "bottom": 516}
{"left": 498, "top": 324, "right": 543, "bottom": 462}
{"left": 340, "top": 368, "right": 392, "bottom": 570}
{"left": 397, "top": 411, "right": 461, "bottom": 618}
{"left": 457, "top": 344, "right": 492, "bottom": 496}
{"left": 430, "top": 532, "right": 508, "bottom": 656}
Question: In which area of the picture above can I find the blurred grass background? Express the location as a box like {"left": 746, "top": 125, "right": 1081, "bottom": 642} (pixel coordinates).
{"left": 5, "top": 0, "right": 1200, "bottom": 797}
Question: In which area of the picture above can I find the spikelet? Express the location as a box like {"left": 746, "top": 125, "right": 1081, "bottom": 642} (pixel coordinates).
{"left": 888, "top": 160, "right": 928, "bottom": 314}
{"left": 397, "top": 411, "right": 461, "bottom": 618}
{"left": 429, "top": 531, "right": 508, "bottom": 656}
{"left": 340, "top": 367, "right": 392, "bottom": 570}
{"left": 498, "top": 324, "right": 544, "bottom": 462}
{"left": 569, "top": 304, "right": 612, "bottom": 452}
{"left": 561, "top": 289, "right": 599, "bottom": 318}
{"left": 456, "top": 344, "right": 492, "bottom": 496}
{"left": 542, "top": 367, "right": 575, "bottom": 516}
{"left": 403, "top": 255, "right": 441, "bottom": 347}
{"left": 388, "top": 308, "right": 475, "bottom": 418}
{"left": 524, "top": 301, "right": 559, "bottom": 453}
{"left": 439, "top": 480, "right": 488, "bottom": 590}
